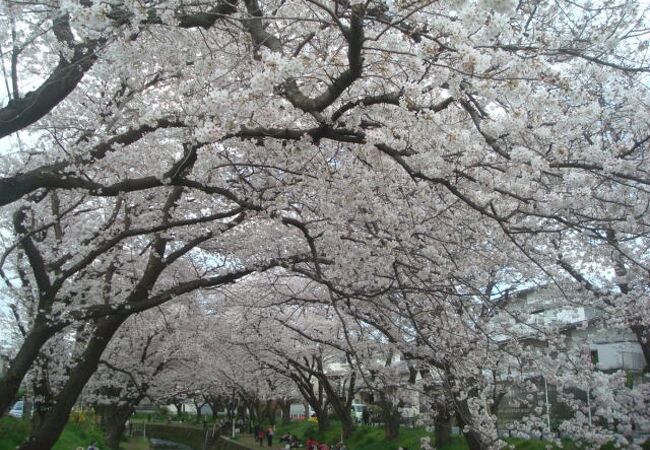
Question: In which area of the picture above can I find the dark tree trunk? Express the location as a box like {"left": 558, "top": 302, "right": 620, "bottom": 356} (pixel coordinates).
{"left": 281, "top": 400, "right": 291, "bottom": 425}
{"left": 265, "top": 400, "right": 278, "bottom": 425}
{"left": 434, "top": 413, "right": 453, "bottom": 448}
{"left": 456, "top": 411, "right": 486, "bottom": 450}
{"left": 30, "top": 356, "right": 55, "bottom": 432}
{"left": 317, "top": 372, "right": 354, "bottom": 439}
{"left": 631, "top": 325, "right": 650, "bottom": 373}
{"left": 309, "top": 397, "right": 329, "bottom": 432}
{"left": 17, "top": 315, "right": 126, "bottom": 450}
{"left": 22, "top": 397, "right": 33, "bottom": 421}
{"left": 317, "top": 412, "right": 330, "bottom": 434}
{"left": 464, "top": 430, "right": 486, "bottom": 450}
{"left": 208, "top": 402, "right": 220, "bottom": 418}
{"left": 340, "top": 416, "right": 354, "bottom": 440}
{"left": 0, "top": 323, "right": 55, "bottom": 414}
{"left": 174, "top": 402, "right": 184, "bottom": 417}
{"left": 382, "top": 404, "right": 400, "bottom": 441}
{"left": 103, "top": 403, "right": 133, "bottom": 450}
{"left": 194, "top": 400, "right": 205, "bottom": 420}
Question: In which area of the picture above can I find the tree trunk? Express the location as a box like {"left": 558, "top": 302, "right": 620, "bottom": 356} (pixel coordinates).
{"left": 456, "top": 412, "right": 486, "bottom": 450}
{"left": 176, "top": 402, "right": 185, "bottom": 417}
{"left": 281, "top": 401, "right": 291, "bottom": 425}
{"left": 434, "top": 413, "right": 453, "bottom": 448}
{"left": 382, "top": 405, "right": 400, "bottom": 441}
{"left": 317, "top": 413, "right": 330, "bottom": 434}
{"left": 17, "top": 315, "right": 125, "bottom": 450}
{"left": 310, "top": 399, "right": 330, "bottom": 432}
{"left": 0, "top": 323, "right": 54, "bottom": 414}
{"left": 104, "top": 403, "right": 133, "bottom": 450}
{"left": 464, "top": 430, "right": 486, "bottom": 450}
{"left": 631, "top": 325, "right": 650, "bottom": 373}
{"left": 265, "top": 400, "right": 278, "bottom": 425}
{"left": 194, "top": 400, "right": 203, "bottom": 420}
{"left": 30, "top": 356, "right": 55, "bottom": 432}
{"left": 208, "top": 402, "right": 220, "bottom": 418}
{"left": 341, "top": 416, "right": 354, "bottom": 440}
{"left": 318, "top": 376, "right": 354, "bottom": 439}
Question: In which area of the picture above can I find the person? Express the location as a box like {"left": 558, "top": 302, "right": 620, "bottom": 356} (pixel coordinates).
{"left": 306, "top": 437, "right": 317, "bottom": 450}
{"left": 257, "top": 428, "right": 265, "bottom": 446}
{"left": 362, "top": 408, "right": 370, "bottom": 425}
{"left": 267, "top": 426, "right": 274, "bottom": 447}
{"left": 318, "top": 442, "right": 329, "bottom": 450}
{"left": 87, "top": 442, "right": 98, "bottom": 450}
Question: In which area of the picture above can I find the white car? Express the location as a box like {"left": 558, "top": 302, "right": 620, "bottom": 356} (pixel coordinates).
{"left": 8, "top": 401, "right": 23, "bottom": 418}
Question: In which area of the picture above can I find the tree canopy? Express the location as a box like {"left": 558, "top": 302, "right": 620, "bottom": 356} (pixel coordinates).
{"left": 0, "top": 0, "right": 649, "bottom": 449}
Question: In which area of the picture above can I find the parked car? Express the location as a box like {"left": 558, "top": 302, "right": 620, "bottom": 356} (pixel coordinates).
{"left": 8, "top": 401, "right": 23, "bottom": 418}
{"left": 351, "top": 403, "right": 366, "bottom": 423}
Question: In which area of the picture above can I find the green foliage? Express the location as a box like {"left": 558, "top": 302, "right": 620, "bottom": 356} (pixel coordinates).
{"left": 52, "top": 420, "right": 106, "bottom": 450}
{"left": 0, "top": 416, "right": 105, "bottom": 450}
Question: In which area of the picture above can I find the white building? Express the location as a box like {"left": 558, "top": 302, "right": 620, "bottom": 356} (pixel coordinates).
{"left": 495, "top": 286, "right": 646, "bottom": 374}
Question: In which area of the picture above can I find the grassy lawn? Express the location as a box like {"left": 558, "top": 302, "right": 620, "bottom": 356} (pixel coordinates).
{"left": 0, "top": 416, "right": 106, "bottom": 450}
{"left": 0, "top": 416, "right": 30, "bottom": 450}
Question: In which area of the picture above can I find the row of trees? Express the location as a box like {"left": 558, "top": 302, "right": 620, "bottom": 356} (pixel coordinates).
{"left": 1, "top": 0, "right": 649, "bottom": 449}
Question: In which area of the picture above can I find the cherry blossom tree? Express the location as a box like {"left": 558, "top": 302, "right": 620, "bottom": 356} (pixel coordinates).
{"left": 1, "top": 0, "right": 650, "bottom": 449}
{"left": 86, "top": 303, "right": 198, "bottom": 449}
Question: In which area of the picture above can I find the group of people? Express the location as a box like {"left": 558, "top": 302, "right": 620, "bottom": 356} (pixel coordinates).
{"left": 304, "top": 437, "right": 346, "bottom": 450}
{"left": 75, "top": 443, "right": 98, "bottom": 450}
{"left": 279, "top": 432, "right": 300, "bottom": 448}
{"left": 255, "top": 425, "right": 275, "bottom": 446}
{"left": 252, "top": 427, "right": 347, "bottom": 450}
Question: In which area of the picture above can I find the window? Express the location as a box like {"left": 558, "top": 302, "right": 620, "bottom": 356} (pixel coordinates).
{"left": 590, "top": 350, "right": 599, "bottom": 364}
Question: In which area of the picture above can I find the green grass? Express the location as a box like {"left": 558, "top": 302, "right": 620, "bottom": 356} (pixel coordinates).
{"left": 0, "top": 416, "right": 106, "bottom": 450}
{"left": 0, "top": 416, "right": 30, "bottom": 450}
{"left": 51, "top": 420, "right": 105, "bottom": 450}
